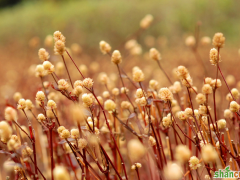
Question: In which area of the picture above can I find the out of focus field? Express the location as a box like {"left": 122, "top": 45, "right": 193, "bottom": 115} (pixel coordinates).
{"left": 0, "top": 0, "right": 240, "bottom": 104}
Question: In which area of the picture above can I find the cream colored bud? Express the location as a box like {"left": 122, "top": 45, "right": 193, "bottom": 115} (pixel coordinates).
{"left": 104, "top": 99, "right": 116, "bottom": 112}
{"left": 211, "top": 79, "right": 221, "bottom": 88}
{"left": 17, "top": 99, "right": 26, "bottom": 110}
{"left": 56, "top": 62, "right": 65, "bottom": 76}
{"left": 185, "top": 36, "right": 196, "bottom": 47}
{"left": 176, "top": 66, "right": 189, "bottom": 79}
{"left": 0, "top": 121, "right": 12, "bottom": 143}
{"left": 58, "top": 79, "right": 69, "bottom": 90}
{"left": 212, "top": 32, "right": 225, "bottom": 48}
{"left": 136, "top": 88, "right": 144, "bottom": 98}
{"left": 189, "top": 156, "right": 201, "bottom": 170}
{"left": 78, "top": 138, "right": 88, "bottom": 149}
{"left": 217, "top": 119, "right": 226, "bottom": 129}
{"left": 111, "top": 50, "right": 122, "bottom": 64}
{"left": 133, "top": 69, "right": 145, "bottom": 82}
{"left": 35, "top": 64, "right": 46, "bottom": 77}
{"left": 74, "top": 80, "right": 83, "bottom": 88}
{"left": 54, "top": 40, "right": 65, "bottom": 55}
{"left": 25, "top": 99, "right": 34, "bottom": 110}
{"left": 53, "top": 31, "right": 66, "bottom": 42}
{"left": 36, "top": 91, "right": 45, "bottom": 102}
{"left": 98, "top": 72, "right": 108, "bottom": 85}
{"left": 177, "top": 111, "right": 187, "bottom": 121}
{"left": 43, "top": 61, "right": 54, "bottom": 74}
{"left": 195, "top": 93, "right": 206, "bottom": 104}
{"left": 230, "top": 101, "right": 240, "bottom": 112}
{"left": 202, "top": 84, "right": 212, "bottom": 94}
{"left": 121, "top": 87, "right": 129, "bottom": 94}
{"left": 149, "top": 48, "right": 161, "bottom": 61}
{"left": 128, "top": 139, "right": 146, "bottom": 162}
{"left": 13, "top": 92, "right": 22, "bottom": 102}
{"left": 99, "top": 41, "right": 111, "bottom": 54}
{"left": 60, "top": 129, "right": 70, "bottom": 139}
{"left": 210, "top": 48, "right": 221, "bottom": 65}
{"left": 53, "top": 166, "right": 70, "bottom": 180}
{"left": 149, "top": 79, "right": 159, "bottom": 90}
{"left": 201, "top": 36, "right": 211, "bottom": 45}
{"left": 38, "top": 48, "right": 50, "bottom": 61}
{"left": 73, "top": 86, "right": 83, "bottom": 97}
{"left": 181, "top": 75, "right": 192, "bottom": 88}
{"left": 5, "top": 107, "right": 17, "bottom": 121}
{"left": 201, "top": 144, "right": 218, "bottom": 163}
{"left": 175, "top": 145, "right": 191, "bottom": 163}
{"left": 158, "top": 87, "right": 173, "bottom": 101}
{"left": 149, "top": 136, "right": 156, "bottom": 146}
{"left": 184, "top": 108, "right": 193, "bottom": 117}
{"left": 37, "top": 114, "right": 46, "bottom": 122}
{"left": 47, "top": 100, "right": 57, "bottom": 109}
{"left": 112, "top": 88, "right": 119, "bottom": 96}
{"left": 82, "top": 93, "right": 93, "bottom": 107}
{"left": 162, "top": 115, "right": 172, "bottom": 128}
{"left": 224, "top": 109, "right": 233, "bottom": 119}
{"left": 231, "top": 88, "right": 239, "bottom": 100}
{"left": 103, "top": 91, "right": 110, "bottom": 98}
{"left": 164, "top": 162, "right": 182, "bottom": 180}
{"left": 140, "top": 14, "right": 153, "bottom": 29}
{"left": 57, "top": 126, "right": 66, "bottom": 134}
{"left": 71, "top": 129, "right": 79, "bottom": 139}
{"left": 226, "top": 75, "right": 236, "bottom": 86}
{"left": 83, "top": 78, "right": 94, "bottom": 89}
{"left": 44, "top": 35, "right": 53, "bottom": 47}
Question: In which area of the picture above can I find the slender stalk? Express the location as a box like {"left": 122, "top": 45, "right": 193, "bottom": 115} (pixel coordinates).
{"left": 156, "top": 60, "right": 173, "bottom": 85}
{"left": 61, "top": 55, "right": 74, "bottom": 89}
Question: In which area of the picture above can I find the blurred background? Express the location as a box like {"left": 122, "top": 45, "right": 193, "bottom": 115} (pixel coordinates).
{"left": 0, "top": 0, "right": 240, "bottom": 105}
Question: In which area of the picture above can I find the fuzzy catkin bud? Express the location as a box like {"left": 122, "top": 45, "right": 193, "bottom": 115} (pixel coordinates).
{"left": 83, "top": 78, "right": 94, "bottom": 89}
{"left": 224, "top": 109, "right": 233, "bottom": 119}
{"left": 149, "top": 48, "right": 161, "bottom": 61}
{"left": 54, "top": 40, "right": 65, "bottom": 55}
{"left": 128, "top": 139, "right": 146, "bottom": 162}
{"left": 60, "top": 129, "right": 70, "bottom": 139}
{"left": 231, "top": 88, "right": 239, "bottom": 100}
{"left": 140, "top": 14, "right": 153, "bottom": 29}
{"left": 133, "top": 69, "right": 145, "bottom": 82}
{"left": 104, "top": 99, "right": 116, "bottom": 112}
{"left": 162, "top": 115, "right": 172, "bottom": 127}
{"left": 53, "top": 31, "right": 66, "bottom": 42}
{"left": 82, "top": 93, "right": 93, "bottom": 107}
{"left": 195, "top": 93, "right": 206, "bottom": 104}
{"left": 212, "top": 32, "right": 225, "bottom": 48}
{"left": 111, "top": 50, "right": 122, "bottom": 64}
{"left": 35, "top": 64, "right": 46, "bottom": 77}
{"left": 25, "top": 99, "right": 34, "bottom": 110}
{"left": 184, "top": 108, "right": 193, "bottom": 118}
{"left": 0, "top": 121, "right": 12, "bottom": 143}
{"left": 78, "top": 138, "right": 88, "bottom": 149}
{"left": 149, "top": 136, "right": 156, "bottom": 146}
{"left": 217, "top": 119, "right": 226, "bottom": 129}
{"left": 99, "top": 41, "right": 111, "bottom": 54}
{"left": 230, "top": 101, "right": 240, "bottom": 112}
{"left": 5, "top": 107, "right": 17, "bottom": 121}
{"left": 175, "top": 145, "right": 191, "bottom": 163}
{"left": 58, "top": 79, "right": 69, "bottom": 90}
{"left": 71, "top": 129, "right": 79, "bottom": 139}
{"left": 149, "top": 79, "right": 159, "bottom": 90}
{"left": 43, "top": 61, "right": 55, "bottom": 74}
{"left": 158, "top": 87, "right": 173, "bottom": 101}
{"left": 164, "top": 162, "right": 182, "bottom": 180}
{"left": 73, "top": 86, "right": 83, "bottom": 97}
{"left": 176, "top": 66, "right": 189, "bottom": 79}
{"left": 38, "top": 48, "right": 50, "bottom": 61}
{"left": 53, "top": 166, "right": 70, "bottom": 180}
{"left": 209, "top": 48, "right": 221, "bottom": 65}
{"left": 211, "top": 79, "right": 221, "bottom": 89}
{"left": 202, "top": 84, "right": 212, "bottom": 94}
{"left": 47, "top": 100, "right": 57, "bottom": 109}
{"left": 185, "top": 36, "right": 196, "bottom": 47}
{"left": 189, "top": 156, "right": 201, "bottom": 170}
{"left": 201, "top": 144, "right": 218, "bottom": 163}
{"left": 177, "top": 111, "right": 187, "bottom": 121}
{"left": 112, "top": 88, "right": 119, "bottom": 96}
{"left": 17, "top": 99, "right": 26, "bottom": 110}
{"left": 37, "top": 114, "right": 46, "bottom": 122}
{"left": 13, "top": 92, "right": 22, "bottom": 102}
{"left": 36, "top": 91, "right": 45, "bottom": 102}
